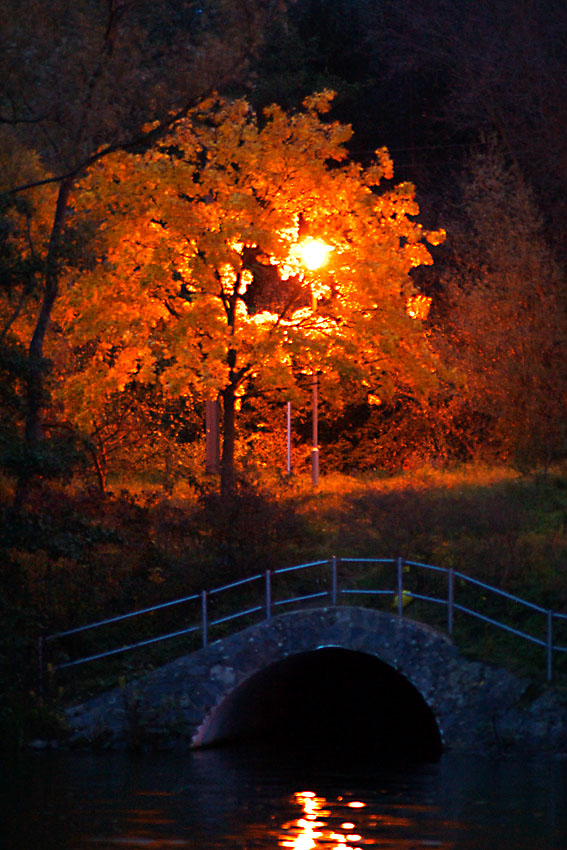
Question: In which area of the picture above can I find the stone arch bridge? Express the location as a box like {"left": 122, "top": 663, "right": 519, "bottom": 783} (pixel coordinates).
{"left": 65, "top": 605, "right": 562, "bottom": 755}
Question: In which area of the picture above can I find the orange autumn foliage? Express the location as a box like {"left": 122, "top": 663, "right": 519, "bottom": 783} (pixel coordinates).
{"left": 54, "top": 92, "right": 444, "bottom": 490}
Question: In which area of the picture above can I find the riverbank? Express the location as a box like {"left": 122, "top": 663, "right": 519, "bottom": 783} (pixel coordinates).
{"left": 2, "top": 463, "right": 567, "bottom": 747}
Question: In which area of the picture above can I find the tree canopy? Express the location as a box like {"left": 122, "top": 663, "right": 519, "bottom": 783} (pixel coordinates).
{"left": 0, "top": 0, "right": 289, "bottom": 503}
{"left": 54, "top": 92, "right": 443, "bottom": 491}
{"left": 2, "top": 0, "right": 564, "bottom": 498}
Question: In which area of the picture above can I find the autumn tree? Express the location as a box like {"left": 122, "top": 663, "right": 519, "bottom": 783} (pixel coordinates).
{"left": 434, "top": 142, "right": 567, "bottom": 467}
{"left": 55, "top": 92, "right": 444, "bottom": 494}
{"left": 0, "top": 0, "right": 287, "bottom": 505}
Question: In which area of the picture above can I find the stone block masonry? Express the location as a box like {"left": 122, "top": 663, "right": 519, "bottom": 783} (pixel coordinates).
{"left": 65, "top": 607, "right": 567, "bottom": 754}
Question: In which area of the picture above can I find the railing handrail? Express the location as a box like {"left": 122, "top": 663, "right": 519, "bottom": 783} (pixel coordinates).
{"left": 41, "top": 556, "right": 567, "bottom": 685}
{"left": 44, "top": 592, "right": 201, "bottom": 642}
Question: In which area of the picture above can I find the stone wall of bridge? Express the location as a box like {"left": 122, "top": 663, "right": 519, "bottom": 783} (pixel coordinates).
{"left": 64, "top": 606, "right": 567, "bottom": 754}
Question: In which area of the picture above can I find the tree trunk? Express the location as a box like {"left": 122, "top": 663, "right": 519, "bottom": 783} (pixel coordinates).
{"left": 220, "top": 383, "right": 236, "bottom": 496}
{"left": 91, "top": 443, "right": 107, "bottom": 496}
{"left": 14, "top": 177, "right": 73, "bottom": 510}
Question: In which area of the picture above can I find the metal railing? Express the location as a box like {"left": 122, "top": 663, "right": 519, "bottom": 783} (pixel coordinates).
{"left": 40, "top": 556, "right": 567, "bottom": 686}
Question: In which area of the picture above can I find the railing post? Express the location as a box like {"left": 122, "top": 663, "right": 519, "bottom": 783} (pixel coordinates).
{"left": 397, "top": 556, "right": 404, "bottom": 618}
{"left": 547, "top": 610, "right": 553, "bottom": 682}
{"left": 265, "top": 569, "right": 272, "bottom": 621}
{"left": 448, "top": 568, "right": 454, "bottom": 635}
{"left": 331, "top": 556, "right": 338, "bottom": 606}
{"left": 201, "top": 590, "right": 208, "bottom": 648}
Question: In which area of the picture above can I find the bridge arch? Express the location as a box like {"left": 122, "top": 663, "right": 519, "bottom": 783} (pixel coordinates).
{"left": 195, "top": 646, "right": 443, "bottom": 761}
{"left": 66, "top": 605, "right": 530, "bottom": 754}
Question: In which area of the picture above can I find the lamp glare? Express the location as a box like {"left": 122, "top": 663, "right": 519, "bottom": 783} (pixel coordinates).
{"left": 298, "top": 238, "right": 331, "bottom": 271}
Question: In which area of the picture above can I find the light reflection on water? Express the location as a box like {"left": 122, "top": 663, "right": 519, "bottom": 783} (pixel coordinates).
{"left": 235, "top": 782, "right": 460, "bottom": 850}
{"left": 1, "top": 748, "right": 566, "bottom": 850}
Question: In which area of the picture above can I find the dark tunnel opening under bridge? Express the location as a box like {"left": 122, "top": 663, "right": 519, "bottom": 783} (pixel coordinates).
{"left": 197, "top": 647, "right": 443, "bottom": 764}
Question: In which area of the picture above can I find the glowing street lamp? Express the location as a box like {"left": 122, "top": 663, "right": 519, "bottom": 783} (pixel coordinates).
{"left": 297, "top": 237, "right": 331, "bottom": 485}
{"left": 297, "top": 237, "right": 332, "bottom": 273}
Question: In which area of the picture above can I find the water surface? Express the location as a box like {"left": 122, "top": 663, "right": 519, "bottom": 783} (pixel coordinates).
{"left": 1, "top": 748, "right": 566, "bottom": 849}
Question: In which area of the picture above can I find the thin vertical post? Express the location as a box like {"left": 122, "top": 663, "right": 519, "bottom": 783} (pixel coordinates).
{"left": 331, "top": 556, "right": 338, "bottom": 606}
{"left": 312, "top": 373, "right": 319, "bottom": 485}
{"left": 397, "top": 556, "right": 404, "bottom": 618}
{"left": 448, "top": 567, "right": 454, "bottom": 635}
{"left": 286, "top": 402, "right": 292, "bottom": 476}
{"left": 547, "top": 610, "right": 553, "bottom": 682}
{"left": 201, "top": 590, "right": 208, "bottom": 648}
{"left": 265, "top": 569, "right": 272, "bottom": 621}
